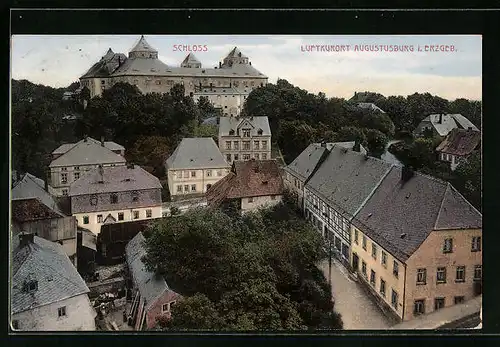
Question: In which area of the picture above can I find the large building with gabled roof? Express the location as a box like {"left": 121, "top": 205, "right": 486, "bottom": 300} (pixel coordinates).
{"left": 79, "top": 35, "right": 268, "bottom": 98}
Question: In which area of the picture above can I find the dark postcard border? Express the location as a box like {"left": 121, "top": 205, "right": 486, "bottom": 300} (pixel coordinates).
{"left": 6, "top": 7, "right": 500, "bottom": 344}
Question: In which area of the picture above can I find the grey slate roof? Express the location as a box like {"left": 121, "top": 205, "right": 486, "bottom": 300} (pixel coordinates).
{"left": 284, "top": 144, "right": 328, "bottom": 182}
{"left": 52, "top": 137, "right": 125, "bottom": 155}
{"left": 11, "top": 173, "right": 65, "bottom": 217}
{"left": 165, "top": 137, "right": 229, "bottom": 170}
{"left": 323, "top": 141, "right": 367, "bottom": 155}
{"left": 69, "top": 165, "right": 162, "bottom": 196}
{"left": 80, "top": 51, "right": 127, "bottom": 79}
{"left": 225, "top": 47, "right": 248, "bottom": 59}
{"left": 125, "top": 232, "right": 169, "bottom": 310}
{"left": 11, "top": 235, "right": 89, "bottom": 314}
{"left": 352, "top": 166, "right": 482, "bottom": 262}
{"left": 418, "top": 114, "right": 479, "bottom": 137}
{"left": 356, "top": 102, "right": 386, "bottom": 113}
{"left": 202, "top": 116, "right": 219, "bottom": 126}
{"left": 181, "top": 53, "right": 201, "bottom": 66}
{"left": 218, "top": 116, "right": 271, "bottom": 137}
{"left": 194, "top": 87, "right": 248, "bottom": 95}
{"left": 130, "top": 35, "right": 158, "bottom": 53}
{"left": 50, "top": 138, "right": 126, "bottom": 168}
{"left": 306, "top": 146, "right": 393, "bottom": 218}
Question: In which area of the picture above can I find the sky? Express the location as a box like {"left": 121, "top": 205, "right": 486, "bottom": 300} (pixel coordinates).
{"left": 11, "top": 35, "right": 482, "bottom": 101}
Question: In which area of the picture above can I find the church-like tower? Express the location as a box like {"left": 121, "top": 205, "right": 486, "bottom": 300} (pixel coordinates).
{"left": 128, "top": 35, "right": 158, "bottom": 59}
{"left": 221, "top": 47, "right": 249, "bottom": 68}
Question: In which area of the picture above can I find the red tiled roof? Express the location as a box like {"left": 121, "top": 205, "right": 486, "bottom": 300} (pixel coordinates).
{"left": 206, "top": 160, "right": 284, "bottom": 207}
{"left": 436, "top": 128, "right": 481, "bottom": 156}
{"left": 12, "top": 198, "right": 62, "bottom": 222}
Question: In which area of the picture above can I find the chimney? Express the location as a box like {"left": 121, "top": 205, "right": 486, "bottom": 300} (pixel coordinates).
{"left": 249, "top": 61, "right": 252, "bottom": 66}
{"left": 101, "top": 136, "right": 105, "bottom": 147}
{"left": 83, "top": 134, "right": 88, "bottom": 142}
{"left": 321, "top": 141, "right": 327, "bottom": 148}
{"left": 127, "top": 163, "right": 135, "bottom": 169}
{"left": 219, "top": 62, "right": 222, "bottom": 68}
{"left": 438, "top": 114, "right": 443, "bottom": 124}
{"left": 19, "top": 232, "right": 35, "bottom": 248}
{"left": 44, "top": 171, "right": 49, "bottom": 192}
{"left": 98, "top": 164, "right": 104, "bottom": 183}
{"left": 468, "top": 126, "right": 473, "bottom": 131}
{"left": 401, "top": 166, "right": 414, "bottom": 183}
{"left": 353, "top": 140, "right": 361, "bottom": 152}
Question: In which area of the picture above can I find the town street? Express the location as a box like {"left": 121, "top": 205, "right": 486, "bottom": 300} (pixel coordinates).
{"left": 319, "top": 259, "right": 394, "bottom": 330}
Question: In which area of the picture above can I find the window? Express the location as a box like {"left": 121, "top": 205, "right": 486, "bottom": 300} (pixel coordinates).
{"left": 254, "top": 153, "right": 259, "bottom": 160}
{"left": 434, "top": 297, "right": 445, "bottom": 310}
{"left": 110, "top": 193, "right": 118, "bottom": 204}
{"left": 183, "top": 171, "right": 189, "bottom": 178}
{"left": 380, "top": 279, "right": 386, "bottom": 297}
{"left": 118, "top": 212, "right": 124, "bottom": 221}
{"left": 248, "top": 197, "right": 254, "bottom": 203}
{"left": 437, "top": 267, "right": 447, "bottom": 283}
{"left": 243, "top": 129, "right": 251, "bottom": 137}
{"left": 62, "top": 189, "right": 68, "bottom": 196}
{"left": 74, "top": 172, "right": 80, "bottom": 180}
{"left": 381, "top": 251, "right": 387, "bottom": 268}
{"left": 146, "top": 209, "right": 152, "bottom": 218}
{"left": 206, "top": 184, "right": 212, "bottom": 190}
{"left": 191, "top": 171, "right": 196, "bottom": 178}
{"left": 133, "top": 211, "right": 139, "bottom": 219}
{"left": 254, "top": 140, "right": 259, "bottom": 150}
{"left": 262, "top": 153, "right": 267, "bottom": 160}
{"left": 372, "top": 244, "right": 377, "bottom": 260}
{"left": 391, "top": 289, "right": 399, "bottom": 309}
{"left": 361, "top": 261, "right": 367, "bottom": 278}
{"left": 207, "top": 170, "right": 212, "bottom": 177}
{"left": 226, "top": 154, "right": 231, "bottom": 162}
{"left": 233, "top": 141, "right": 239, "bottom": 150}
{"left": 184, "top": 185, "right": 189, "bottom": 192}
{"left": 243, "top": 154, "right": 251, "bottom": 160}
{"left": 226, "top": 141, "right": 232, "bottom": 150}
{"left": 455, "top": 266, "right": 466, "bottom": 282}
{"left": 243, "top": 141, "right": 250, "bottom": 150}
{"left": 97, "top": 214, "right": 103, "bottom": 223}
{"left": 370, "top": 270, "right": 376, "bottom": 286}
{"left": 262, "top": 141, "right": 268, "bottom": 150}
{"left": 156, "top": 80, "right": 161, "bottom": 85}
{"left": 414, "top": 300, "right": 425, "bottom": 315}
{"left": 11, "top": 320, "right": 19, "bottom": 330}
{"left": 191, "top": 184, "right": 196, "bottom": 192}
{"left": 417, "top": 268, "right": 427, "bottom": 285}
{"left": 58, "top": 306, "right": 67, "bottom": 317}
{"left": 393, "top": 261, "right": 399, "bottom": 278}
{"left": 83, "top": 216, "right": 89, "bottom": 224}
{"left": 474, "top": 265, "right": 482, "bottom": 281}
{"left": 101, "top": 80, "right": 105, "bottom": 85}
{"left": 132, "top": 191, "right": 139, "bottom": 202}
{"left": 354, "top": 229, "right": 359, "bottom": 244}
{"left": 177, "top": 185, "right": 182, "bottom": 192}
{"left": 90, "top": 195, "right": 98, "bottom": 205}
{"left": 362, "top": 235, "right": 367, "bottom": 250}
{"left": 26, "top": 280, "right": 38, "bottom": 293}
{"left": 61, "top": 173, "right": 68, "bottom": 184}
{"left": 74, "top": 166, "right": 80, "bottom": 170}
{"left": 443, "top": 238, "right": 453, "bottom": 253}
{"left": 471, "top": 236, "right": 481, "bottom": 252}
{"left": 217, "top": 170, "right": 223, "bottom": 176}
{"left": 271, "top": 195, "right": 276, "bottom": 200}
{"left": 234, "top": 154, "right": 239, "bottom": 161}
{"left": 454, "top": 296, "right": 465, "bottom": 305}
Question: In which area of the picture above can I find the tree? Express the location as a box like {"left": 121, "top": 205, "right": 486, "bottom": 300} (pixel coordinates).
{"left": 360, "top": 112, "right": 395, "bottom": 138}
{"left": 278, "top": 120, "right": 318, "bottom": 164}
{"left": 337, "top": 126, "right": 367, "bottom": 145}
{"left": 126, "top": 136, "right": 170, "bottom": 178}
{"left": 453, "top": 151, "right": 481, "bottom": 211}
{"left": 365, "top": 129, "right": 388, "bottom": 158}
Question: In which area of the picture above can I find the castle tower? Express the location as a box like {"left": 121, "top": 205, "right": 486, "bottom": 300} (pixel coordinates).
{"left": 128, "top": 35, "right": 158, "bottom": 59}
{"left": 221, "top": 47, "right": 249, "bottom": 68}
{"left": 181, "top": 53, "right": 202, "bottom": 68}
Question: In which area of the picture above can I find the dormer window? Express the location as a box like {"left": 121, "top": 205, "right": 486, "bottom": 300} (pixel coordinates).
{"left": 131, "top": 191, "right": 139, "bottom": 202}
{"left": 229, "top": 129, "right": 235, "bottom": 136}
{"left": 257, "top": 129, "right": 263, "bottom": 135}
{"left": 242, "top": 129, "right": 251, "bottom": 137}
{"left": 24, "top": 280, "right": 38, "bottom": 293}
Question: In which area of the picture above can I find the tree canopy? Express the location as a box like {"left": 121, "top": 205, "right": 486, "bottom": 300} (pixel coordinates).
{"left": 143, "top": 199, "right": 343, "bottom": 331}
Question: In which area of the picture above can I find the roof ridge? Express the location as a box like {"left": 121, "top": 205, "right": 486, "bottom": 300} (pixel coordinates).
{"left": 433, "top": 183, "right": 451, "bottom": 230}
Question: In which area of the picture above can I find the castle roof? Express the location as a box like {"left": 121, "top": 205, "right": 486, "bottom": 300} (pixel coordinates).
{"left": 181, "top": 53, "right": 201, "bottom": 66}
{"left": 130, "top": 35, "right": 157, "bottom": 53}
{"left": 225, "top": 47, "right": 248, "bottom": 59}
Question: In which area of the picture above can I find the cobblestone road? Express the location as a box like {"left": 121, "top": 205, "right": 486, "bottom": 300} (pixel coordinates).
{"left": 319, "top": 259, "right": 394, "bottom": 330}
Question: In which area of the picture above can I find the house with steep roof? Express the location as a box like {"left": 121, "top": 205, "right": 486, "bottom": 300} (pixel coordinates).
{"left": 11, "top": 173, "right": 77, "bottom": 264}
{"left": 193, "top": 86, "right": 248, "bottom": 117}
{"left": 165, "top": 137, "right": 230, "bottom": 200}
{"left": 355, "top": 102, "right": 386, "bottom": 113}
{"left": 10, "top": 233, "right": 96, "bottom": 331}
{"left": 350, "top": 166, "right": 482, "bottom": 322}
{"left": 125, "top": 232, "right": 180, "bottom": 330}
{"left": 79, "top": 36, "right": 268, "bottom": 98}
{"left": 206, "top": 159, "right": 284, "bottom": 214}
{"left": 436, "top": 128, "right": 481, "bottom": 170}
{"left": 69, "top": 164, "right": 162, "bottom": 235}
{"left": 49, "top": 136, "right": 126, "bottom": 196}
{"left": 283, "top": 141, "right": 367, "bottom": 209}
{"left": 218, "top": 116, "right": 272, "bottom": 164}
{"left": 303, "top": 145, "right": 393, "bottom": 268}
{"left": 413, "top": 114, "right": 479, "bottom": 138}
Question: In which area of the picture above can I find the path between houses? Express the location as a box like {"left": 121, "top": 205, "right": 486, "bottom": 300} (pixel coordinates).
{"left": 319, "top": 259, "right": 394, "bottom": 330}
